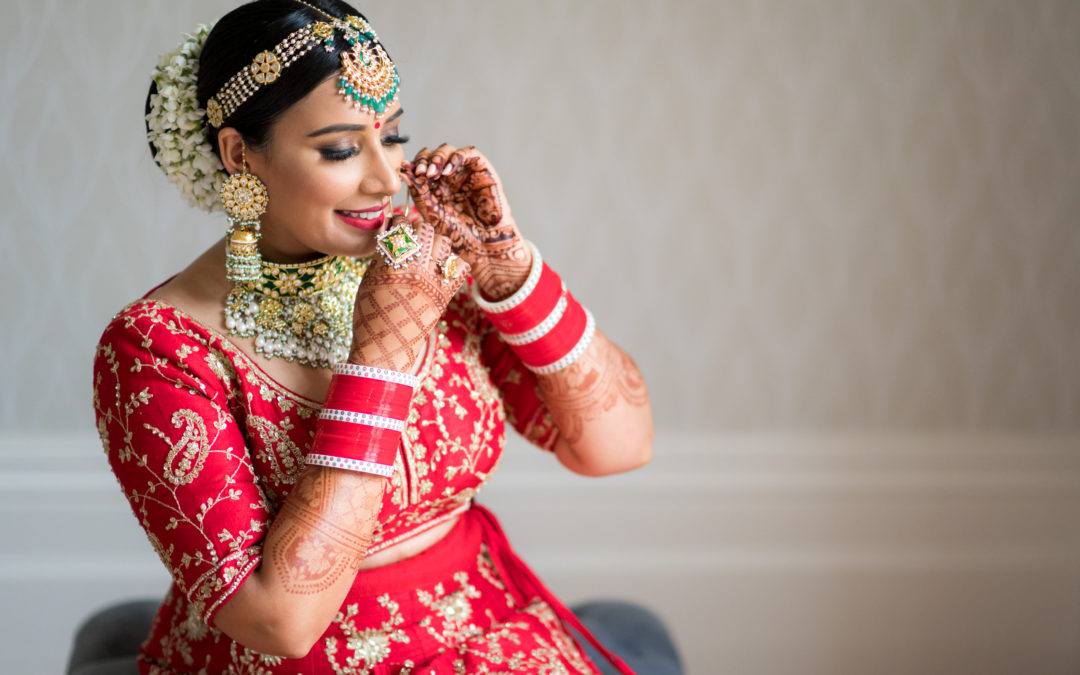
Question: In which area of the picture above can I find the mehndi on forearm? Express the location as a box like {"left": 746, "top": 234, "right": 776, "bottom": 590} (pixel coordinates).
{"left": 266, "top": 467, "right": 383, "bottom": 595}
{"left": 535, "top": 331, "right": 650, "bottom": 446}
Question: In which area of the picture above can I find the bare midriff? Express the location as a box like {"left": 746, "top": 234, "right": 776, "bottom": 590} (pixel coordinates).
{"left": 355, "top": 514, "right": 461, "bottom": 570}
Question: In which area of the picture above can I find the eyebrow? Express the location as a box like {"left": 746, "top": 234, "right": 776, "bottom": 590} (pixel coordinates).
{"left": 307, "top": 108, "right": 404, "bottom": 137}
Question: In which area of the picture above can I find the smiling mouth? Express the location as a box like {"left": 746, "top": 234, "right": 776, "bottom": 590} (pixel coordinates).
{"left": 336, "top": 204, "right": 389, "bottom": 231}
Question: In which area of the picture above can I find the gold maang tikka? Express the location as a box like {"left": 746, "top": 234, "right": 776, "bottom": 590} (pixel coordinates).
{"left": 220, "top": 142, "right": 268, "bottom": 282}
{"left": 205, "top": 5, "right": 400, "bottom": 130}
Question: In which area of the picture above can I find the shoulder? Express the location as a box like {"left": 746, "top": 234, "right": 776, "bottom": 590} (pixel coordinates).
{"left": 93, "top": 299, "right": 239, "bottom": 403}
{"left": 97, "top": 299, "right": 213, "bottom": 357}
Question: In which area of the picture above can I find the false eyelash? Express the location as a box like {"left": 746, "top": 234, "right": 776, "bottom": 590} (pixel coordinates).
{"left": 320, "top": 135, "right": 410, "bottom": 161}
{"left": 320, "top": 147, "right": 357, "bottom": 161}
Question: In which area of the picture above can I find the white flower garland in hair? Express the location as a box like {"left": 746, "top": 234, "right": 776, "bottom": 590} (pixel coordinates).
{"left": 146, "top": 24, "right": 225, "bottom": 213}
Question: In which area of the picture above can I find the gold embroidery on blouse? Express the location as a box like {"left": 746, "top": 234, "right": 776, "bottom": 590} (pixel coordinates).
{"left": 204, "top": 347, "right": 236, "bottom": 387}
{"left": 160, "top": 409, "right": 210, "bottom": 485}
{"left": 247, "top": 415, "right": 306, "bottom": 486}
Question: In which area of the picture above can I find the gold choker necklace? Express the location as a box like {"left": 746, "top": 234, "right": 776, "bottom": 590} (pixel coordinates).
{"left": 224, "top": 255, "right": 370, "bottom": 369}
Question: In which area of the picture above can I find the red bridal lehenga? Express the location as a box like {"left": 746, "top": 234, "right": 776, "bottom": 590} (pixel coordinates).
{"left": 93, "top": 287, "right": 632, "bottom": 674}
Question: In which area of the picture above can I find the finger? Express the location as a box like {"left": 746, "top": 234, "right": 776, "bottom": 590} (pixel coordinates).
{"left": 428, "top": 143, "right": 455, "bottom": 178}
{"left": 443, "top": 256, "right": 470, "bottom": 296}
{"left": 442, "top": 150, "right": 465, "bottom": 177}
{"left": 431, "top": 233, "right": 453, "bottom": 267}
{"left": 413, "top": 147, "right": 433, "bottom": 176}
{"left": 445, "top": 235, "right": 477, "bottom": 267}
{"left": 413, "top": 220, "right": 436, "bottom": 259}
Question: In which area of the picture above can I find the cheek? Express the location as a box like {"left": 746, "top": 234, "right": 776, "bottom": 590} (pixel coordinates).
{"left": 274, "top": 163, "right": 357, "bottom": 211}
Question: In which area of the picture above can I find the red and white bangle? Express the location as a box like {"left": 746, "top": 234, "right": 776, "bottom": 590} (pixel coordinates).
{"left": 472, "top": 241, "right": 596, "bottom": 375}
{"left": 307, "top": 364, "right": 419, "bottom": 477}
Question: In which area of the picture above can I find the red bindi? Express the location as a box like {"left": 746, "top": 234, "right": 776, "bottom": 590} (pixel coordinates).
{"left": 374, "top": 121, "right": 380, "bottom": 129}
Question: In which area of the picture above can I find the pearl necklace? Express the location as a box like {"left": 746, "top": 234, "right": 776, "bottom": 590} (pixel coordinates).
{"left": 224, "top": 255, "right": 370, "bottom": 369}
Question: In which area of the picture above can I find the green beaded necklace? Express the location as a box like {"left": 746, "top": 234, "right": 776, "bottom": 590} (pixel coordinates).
{"left": 224, "top": 255, "right": 370, "bottom": 369}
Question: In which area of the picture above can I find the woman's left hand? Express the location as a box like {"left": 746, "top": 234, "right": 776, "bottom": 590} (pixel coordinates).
{"left": 402, "top": 144, "right": 532, "bottom": 301}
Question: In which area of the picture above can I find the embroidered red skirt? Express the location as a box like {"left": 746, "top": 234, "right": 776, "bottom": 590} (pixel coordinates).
{"left": 317, "top": 503, "right": 632, "bottom": 674}
{"left": 143, "top": 503, "right": 633, "bottom": 674}
{"left": 308, "top": 503, "right": 634, "bottom": 674}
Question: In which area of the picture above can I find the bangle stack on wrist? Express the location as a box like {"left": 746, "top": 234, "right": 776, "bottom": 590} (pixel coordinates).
{"left": 308, "top": 364, "right": 419, "bottom": 477}
{"left": 472, "top": 241, "right": 595, "bottom": 375}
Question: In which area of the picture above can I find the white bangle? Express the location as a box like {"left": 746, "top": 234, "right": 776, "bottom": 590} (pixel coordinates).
{"left": 499, "top": 286, "right": 568, "bottom": 346}
{"left": 304, "top": 454, "right": 396, "bottom": 478}
{"left": 470, "top": 241, "right": 543, "bottom": 313}
{"left": 318, "top": 408, "right": 407, "bottom": 431}
{"left": 332, "top": 363, "right": 420, "bottom": 388}
{"left": 524, "top": 308, "right": 596, "bottom": 375}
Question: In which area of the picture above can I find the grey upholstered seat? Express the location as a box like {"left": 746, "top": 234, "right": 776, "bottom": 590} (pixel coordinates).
{"left": 68, "top": 598, "right": 683, "bottom": 674}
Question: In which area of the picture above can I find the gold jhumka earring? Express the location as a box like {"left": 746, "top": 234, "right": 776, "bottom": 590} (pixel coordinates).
{"left": 220, "top": 142, "right": 268, "bottom": 282}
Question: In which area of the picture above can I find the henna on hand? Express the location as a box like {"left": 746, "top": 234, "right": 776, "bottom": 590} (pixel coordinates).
{"left": 349, "top": 217, "right": 467, "bottom": 372}
{"left": 403, "top": 145, "right": 532, "bottom": 301}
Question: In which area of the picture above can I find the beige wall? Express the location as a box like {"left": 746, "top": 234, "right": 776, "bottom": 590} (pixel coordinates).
{"left": 1, "top": 0, "right": 1077, "bottom": 433}
{"left": 2, "top": 2, "right": 1080, "bottom": 674}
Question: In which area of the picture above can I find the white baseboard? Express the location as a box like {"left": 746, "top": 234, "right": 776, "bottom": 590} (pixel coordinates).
{"left": 2, "top": 432, "right": 1078, "bottom": 674}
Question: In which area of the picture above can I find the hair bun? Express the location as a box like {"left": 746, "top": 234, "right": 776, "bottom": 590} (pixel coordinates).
{"left": 145, "top": 24, "right": 226, "bottom": 213}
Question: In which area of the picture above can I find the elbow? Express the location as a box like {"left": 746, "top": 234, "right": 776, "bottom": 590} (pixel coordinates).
{"left": 226, "top": 618, "right": 322, "bottom": 660}
{"left": 563, "top": 430, "right": 653, "bottom": 477}
{"left": 274, "top": 635, "right": 320, "bottom": 661}
{"left": 263, "top": 620, "right": 322, "bottom": 660}
{"left": 626, "top": 431, "right": 654, "bottom": 471}
{"left": 215, "top": 603, "right": 324, "bottom": 660}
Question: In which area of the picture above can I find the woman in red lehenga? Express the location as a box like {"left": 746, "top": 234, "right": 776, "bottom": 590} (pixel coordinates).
{"left": 88, "top": 1, "right": 681, "bottom": 673}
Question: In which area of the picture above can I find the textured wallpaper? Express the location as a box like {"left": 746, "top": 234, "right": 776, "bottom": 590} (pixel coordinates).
{"left": 1, "top": 0, "right": 1078, "bottom": 432}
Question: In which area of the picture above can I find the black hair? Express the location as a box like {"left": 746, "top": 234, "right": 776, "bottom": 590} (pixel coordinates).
{"left": 146, "top": 0, "right": 385, "bottom": 163}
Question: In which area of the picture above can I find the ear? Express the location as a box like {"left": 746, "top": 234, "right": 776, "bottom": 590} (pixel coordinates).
{"left": 217, "top": 128, "right": 247, "bottom": 175}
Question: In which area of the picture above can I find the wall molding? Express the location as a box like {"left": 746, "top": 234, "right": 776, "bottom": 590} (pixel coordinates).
{"left": 5, "top": 431, "right": 1076, "bottom": 579}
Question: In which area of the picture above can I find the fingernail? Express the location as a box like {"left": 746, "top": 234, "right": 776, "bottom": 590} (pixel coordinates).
{"left": 427, "top": 162, "right": 439, "bottom": 178}
{"left": 441, "top": 162, "right": 453, "bottom": 176}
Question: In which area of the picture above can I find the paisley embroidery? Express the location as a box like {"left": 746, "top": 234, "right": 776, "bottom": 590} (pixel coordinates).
{"left": 162, "top": 409, "right": 209, "bottom": 485}
{"left": 247, "top": 415, "right": 306, "bottom": 486}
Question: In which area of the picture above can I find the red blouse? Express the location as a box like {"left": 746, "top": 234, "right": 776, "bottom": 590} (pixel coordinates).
{"left": 91, "top": 291, "right": 599, "bottom": 674}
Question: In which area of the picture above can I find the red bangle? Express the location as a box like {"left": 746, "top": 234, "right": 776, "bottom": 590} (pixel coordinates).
{"left": 309, "top": 419, "right": 403, "bottom": 475}
{"left": 484, "top": 263, "right": 563, "bottom": 335}
{"left": 510, "top": 294, "right": 589, "bottom": 368}
{"left": 307, "top": 365, "right": 418, "bottom": 477}
{"left": 471, "top": 242, "right": 597, "bottom": 374}
{"left": 324, "top": 375, "right": 413, "bottom": 421}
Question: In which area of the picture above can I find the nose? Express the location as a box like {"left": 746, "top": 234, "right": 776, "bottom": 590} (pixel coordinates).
{"left": 359, "top": 142, "right": 402, "bottom": 198}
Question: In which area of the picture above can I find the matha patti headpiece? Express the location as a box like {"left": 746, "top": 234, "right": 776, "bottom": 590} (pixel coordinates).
{"left": 205, "top": 2, "right": 399, "bottom": 129}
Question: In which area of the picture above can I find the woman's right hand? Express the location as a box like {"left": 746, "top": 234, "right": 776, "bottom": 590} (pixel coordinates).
{"left": 348, "top": 216, "right": 469, "bottom": 372}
